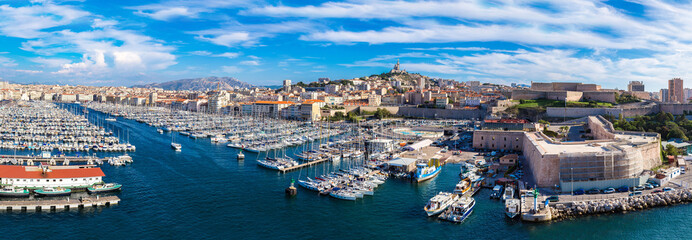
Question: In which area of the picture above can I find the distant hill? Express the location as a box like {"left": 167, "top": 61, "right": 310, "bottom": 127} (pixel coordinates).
{"left": 133, "top": 76, "right": 254, "bottom": 91}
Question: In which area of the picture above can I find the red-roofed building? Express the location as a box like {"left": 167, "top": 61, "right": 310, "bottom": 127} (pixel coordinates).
{"left": 0, "top": 165, "right": 105, "bottom": 188}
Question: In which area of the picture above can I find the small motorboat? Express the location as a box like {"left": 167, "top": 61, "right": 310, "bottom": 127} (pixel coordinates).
{"left": 0, "top": 187, "right": 30, "bottom": 198}
{"left": 87, "top": 183, "right": 122, "bottom": 193}
{"left": 171, "top": 142, "right": 182, "bottom": 151}
{"left": 34, "top": 187, "right": 71, "bottom": 197}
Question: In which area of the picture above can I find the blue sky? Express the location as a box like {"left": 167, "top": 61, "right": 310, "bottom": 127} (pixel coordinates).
{"left": 0, "top": 0, "right": 691, "bottom": 90}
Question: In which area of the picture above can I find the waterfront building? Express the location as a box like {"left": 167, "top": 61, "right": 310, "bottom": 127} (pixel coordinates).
{"left": 251, "top": 101, "right": 294, "bottom": 118}
{"left": 473, "top": 116, "right": 661, "bottom": 191}
{"left": 669, "top": 78, "right": 684, "bottom": 103}
{"left": 300, "top": 99, "right": 324, "bottom": 121}
{"left": 0, "top": 165, "right": 104, "bottom": 188}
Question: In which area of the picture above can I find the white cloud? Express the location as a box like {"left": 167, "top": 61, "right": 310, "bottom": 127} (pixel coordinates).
{"left": 91, "top": 19, "right": 117, "bottom": 29}
{"left": 191, "top": 21, "right": 317, "bottom": 47}
{"left": 15, "top": 69, "right": 42, "bottom": 74}
{"left": 195, "top": 32, "right": 252, "bottom": 47}
{"left": 189, "top": 51, "right": 212, "bottom": 56}
{"left": 0, "top": 56, "right": 17, "bottom": 67}
{"left": 240, "top": 60, "right": 260, "bottom": 66}
{"left": 0, "top": 2, "right": 89, "bottom": 38}
{"left": 222, "top": 65, "right": 241, "bottom": 73}
{"left": 129, "top": 0, "right": 253, "bottom": 21}
{"left": 134, "top": 7, "right": 197, "bottom": 21}
{"left": 31, "top": 57, "right": 71, "bottom": 67}
{"left": 214, "top": 52, "right": 241, "bottom": 59}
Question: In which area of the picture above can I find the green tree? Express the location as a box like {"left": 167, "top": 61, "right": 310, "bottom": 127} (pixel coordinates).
{"left": 665, "top": 144, "right": 681, "bottom": 156}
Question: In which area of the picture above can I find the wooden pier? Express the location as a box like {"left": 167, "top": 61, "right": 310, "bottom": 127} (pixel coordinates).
{"left": 280, "top": 158, "right": 330, "bottom": 173}
{"left": 0, "top": 195, "right": 120, "bottom": 212}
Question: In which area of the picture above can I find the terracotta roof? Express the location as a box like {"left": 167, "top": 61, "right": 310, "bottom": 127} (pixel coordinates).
{"left": 302, "top": 99, "right": 325, "bottom": 104}
{"left": 0, "top": 165, "right": 105, "bottom": 179}
{"left": 255, "top": 101, "right": 294, "bottom": 104}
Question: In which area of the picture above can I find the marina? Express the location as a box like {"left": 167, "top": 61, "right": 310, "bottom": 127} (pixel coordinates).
{"left": 0, "top": 103, "right": 684, "bottom": 239}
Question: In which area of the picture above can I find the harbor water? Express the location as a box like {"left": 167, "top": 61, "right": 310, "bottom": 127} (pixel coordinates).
{"left": 2, "top": 108, "right": 691, "bottom": 240}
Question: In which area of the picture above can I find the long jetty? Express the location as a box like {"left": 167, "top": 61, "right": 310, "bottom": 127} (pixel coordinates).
{"left": 280, "top": 158, "right": 330, "bottom": 173}
{"left": 0, "top": 195, "right": 119, "bottom": 212}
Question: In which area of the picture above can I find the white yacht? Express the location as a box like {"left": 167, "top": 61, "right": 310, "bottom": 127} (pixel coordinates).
{"left": 171, "top": 142, "right": 182, "bottom": 151}
{"left": 424, "top": 192, "right": 459, "bottom": 216}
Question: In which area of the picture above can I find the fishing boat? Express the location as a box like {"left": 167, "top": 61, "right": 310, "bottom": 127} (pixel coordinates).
{"left": 453, "top": 178, "right": 472, "bottom": 195}
{"left": 502, "top": 185, "right": 515, "bottom": 202}
{"left": 415, "top": 158, "right": 442, "bottom": 182}
{"left": 439, "top": 197, "right": 475, "bottom": 223}
{"left": 87, "top": 183, "right": 122, "bottom": 193}
{"left": 0, "top": 187, "right": 29, "bottom": 197}
{"left": 424, "top": 192, "right": 459, "bottom": 216}
{"left": 505, "top": 198, "right": 521, "bottom": 219}
{"left": 34, "top": 187, "right": 71, "bottom": 197}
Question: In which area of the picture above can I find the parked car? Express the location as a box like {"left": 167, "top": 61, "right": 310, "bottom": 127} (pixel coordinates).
{"left": 663, "top": 187, "right": 673, "bottom": 192}
{"left": 617, "top": 186, "right": 630, "bottom": 192}
{"left": 647, "top": 181, "right": 660, "bottom": 188}
{"left": 573, "top": 189, "right": 585, "bottom": 195}
{"left": 644, "top": 183, "right": 654, "bottom": 189}
{"left": 603, "top": 188, "right": 616, "bottom": 194}
{"left": 633, "top": 185, "right": 645, "bottom": 191}
{"left": 652, "top": 189, "right": 663, "bottom": 193}
{"left": 629, "top": 191, "right": 643, "bottom": 196}
{"left": 586, "top": 188, "right": 601, "bottom": 194}
{"left": 546, "top": 195, "right": 560, "bottom": 202}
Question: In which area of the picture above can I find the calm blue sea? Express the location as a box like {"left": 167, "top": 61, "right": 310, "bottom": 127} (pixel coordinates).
{"left": 0, "top": 107, "right": 689, "bottom": 240}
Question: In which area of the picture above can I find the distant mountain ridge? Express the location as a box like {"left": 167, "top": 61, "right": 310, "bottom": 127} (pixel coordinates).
{"left": 132, "top": 76, "right": 254, "bottom": 91}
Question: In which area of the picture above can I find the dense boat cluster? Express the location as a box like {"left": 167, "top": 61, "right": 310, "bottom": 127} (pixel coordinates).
{"left": 85, "top": 102, "right": 346, "bottom": 152}
{"left": 0, "top": 102, "right": 134, "bottom": 152}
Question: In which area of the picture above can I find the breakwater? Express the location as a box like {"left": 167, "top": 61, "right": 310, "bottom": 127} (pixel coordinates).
{"left": 551, "top": 189, "right": 692, "bottom": 219}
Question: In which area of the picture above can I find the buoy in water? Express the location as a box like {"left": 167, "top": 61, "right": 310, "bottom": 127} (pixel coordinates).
{"left": 285, "top": 179, "right": 297, "bottom": 196}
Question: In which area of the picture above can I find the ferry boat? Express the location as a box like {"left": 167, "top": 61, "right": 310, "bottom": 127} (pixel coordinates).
{"left": 505, "top": 198, "right": 521, "bottom": 219}
{"left": 34, "top": 187, "right": 71, "bottom": 197}
{"left": 0, "top": 187, "right": 29, "bottom": 197}
{"left": 87, "top": 183, "right": 122, "bottom": 193}
{"left": 415, "top": 158, "right": 442, "bottom": 182}
{"left": 424, "top": 192, "right": 459, "bottom": 216}
{"left": 171, "top": 142, "right": 182, "bottom": 151}
{"left": 439, "top": 197, "right": 475, "bottom": 223}
{"left": 453, "top": 178, "right": 472, "bottom": 195}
